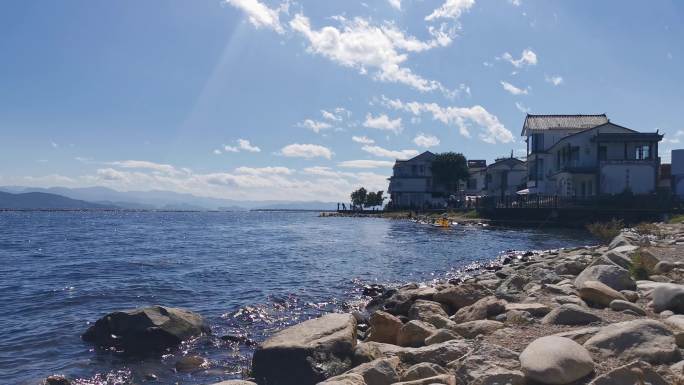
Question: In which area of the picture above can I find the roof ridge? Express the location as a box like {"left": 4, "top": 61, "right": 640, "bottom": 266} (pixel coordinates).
{"left": 526, "top": 114, "right": 607, "bottom": 117}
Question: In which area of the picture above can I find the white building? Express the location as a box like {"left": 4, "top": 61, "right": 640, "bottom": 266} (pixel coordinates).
{"left": 388, "top": 151, "right": 446, "bottom": 208}
{"left": 485, "top": 157, "right": 527, "bottom": 197}
{"left": 522, "top": 114, "right": 663, "bottom": 197}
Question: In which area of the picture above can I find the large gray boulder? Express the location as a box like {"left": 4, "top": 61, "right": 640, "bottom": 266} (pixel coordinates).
{"left": 583, "top": 319, "right": 680, "bottom": 364}
{"left": 588, "top": 361, "right": 669, "bottom": 385}
{"left": 251, "top": 313, "right": 357, "bottom": 385}
{"left": 81, "top": 305, "right": 210, "bottom": 355}
{"left": 575, "top": 265, "right": 636, "bottom": 291}
{"left": 451, "top": 296, "right": 506, "bottom": 323}
{"left": 541, "top": 304, "right": 602, "bottom": 326}
{"left": 652, "top": 283, "right": 684, "bottom": 313}
{"left": 433, "top": 282, "right": 491, "bottom": 310}
{"left": 347, "top": 357, "right": 400, "bottom": 385}
{"left": 451, "top": 320, "right": 504, "bottom": 339}
{"left": 397, "top": 320, "right": 436, "bottom": 347}
{"left": 366, "top": 311, "right": 402, "bottom": 344}
{"left": 520, "top": 336, "right": 594, "bottom": 385}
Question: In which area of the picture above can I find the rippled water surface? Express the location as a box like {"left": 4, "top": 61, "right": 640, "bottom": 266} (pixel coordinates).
{"left": 0, "top": 211, "right": 594, "bottom": 384}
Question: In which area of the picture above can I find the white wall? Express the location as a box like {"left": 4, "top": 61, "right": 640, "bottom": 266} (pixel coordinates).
{"left": 600, "top": 164, "right": 656, "bottom": 194}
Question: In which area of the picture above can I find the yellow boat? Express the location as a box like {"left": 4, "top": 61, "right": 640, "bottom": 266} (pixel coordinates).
{"left": 434, "top": 217, "right": 450, "bottom": 228}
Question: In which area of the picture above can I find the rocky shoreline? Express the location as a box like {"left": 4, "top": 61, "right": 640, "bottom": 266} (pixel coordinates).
{"left": 45, "top": 222, "right": 684, "bottom": 385}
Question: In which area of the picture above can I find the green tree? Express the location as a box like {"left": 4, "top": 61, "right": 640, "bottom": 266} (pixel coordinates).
{"left": 365, "top": 190, "right": 385, "bottom": 208}
{"left": 351, "top": 187, "right": 367, "bottom": 208}
{"left": 431, "top": 152, "right": 469, "bottom": 193}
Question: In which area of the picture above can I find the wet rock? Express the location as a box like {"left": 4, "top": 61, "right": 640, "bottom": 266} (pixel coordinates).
{"left": 397, "top": 320, "right": 435, "bottom": 347}
{"left": 366, "top": 311, "right": 402, "bottom": 344}
{"left": 451, "top": 320, "right": 504, "bottom": 339}
{"left": 609, "top": 299, "right": 646, "bottom": 315}
{"left": 424, "top": 329, "right": 461, "bottom": 345}
{"left": 401, "top": 362, "right": 448, "bottom": 381}
{"left": 588, "top": 360, "right": 668, "bottom": 385}
{"left": 578, "top": 280, "right": 627, "bottom": 307}
{"left": 44, "top": 375, "right": 71, "bottom": 385}
{"left": 347, "top": 357, "right": 400, "bottom": 385}
{"left": 652, "top": 283, "right": 684, "bottom": 313}
{"left": 383, "top": 285, "right": 437, "bottom": 316}
{"left": 584, "top": 319, "right": 680, "bottom": 364}
{"left": 451, "top": 296, "right": 506, "bottom": 323}
{"left": 541, "top": 304, "right": 602, "bottom": 326}
{"left": 251, "top": 313, "right": 357, "bottom": 385}
{"left": 81, "top": 305, "right": 210, "bottom": 355}
{"left": 210, "top": 381, "right": 258, "bottom": 385}
{"left": 575, "top": 265, "right": 636, "bottom": 291}
{"left": 520, "top": 336, "right": 594, "bottom": 385}
{"left": 433, "top": 283, "right": 491, "bottom": 310}
{"left": 175, "top": 355, "right": 207, "bottom": 372}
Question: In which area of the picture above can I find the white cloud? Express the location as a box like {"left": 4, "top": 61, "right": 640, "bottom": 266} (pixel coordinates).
{"left": 235, "top": 166, "right": 293, "bottom": 175}
{"left": 508, "top": 0, "right": 521, "bottom": 6}
{"left": 321, "top": 109, "right": 342, "bottom": 121}
{"left": 413, "top": 133, "right": 440, "bottom": 148}
{"left": 675, "top": 130, "right": 684, "bottom": 137}
{"left": 500, "top": 80, "right": 529, "bottom": 95}
{"left": 289, "top": 14, "right": 455, "bottom": 95}
{"left": 381, "top": 96, "right": 514, "bottom": 144}
{"left": 280, "top": 143, "right": 333, "bottom": 159}
{"left": 363, "top": 113, "right": 403, "bottom": 134}
{"left": 388, "top": 0, "right": 401, "bottom": 10}
{"left": 51, "top": 141, "right": 59, "bottom": 148}
{"left": 545, "top": 74, "right": 564, "bottom": 86}
{"left": 297, "top": 119, "right": 332, "bottom": 133}
{"left": 224, "top": 145, "right": 239, "bottom": 153}
{"left": 501, "top": 48, "right": 537, "bottom": 68}
{"left": 425, "top": 0, "right": 475, "bottom": 21}
{"left": 338, "top": 159, "right": 395, "bottom": 168}
{"left": 361, "top": 145, "right": 418, "bottom": 159}
{"left": 224, "top": 0, "right": 285, "bottom": 33}
{"left": 515, "top": 102, "right": 531, "bottom": 113}
{"left": 237, "top": 139, "right": 261, "bottom": 152}
{"left": 352, "top": 135, "right": 375, "bottom": 145}
{"left": 108, "top": 160, "right": 182, "bottom": 175}
{"left": 213, "top": 149, "right": 222, "bottom": 155}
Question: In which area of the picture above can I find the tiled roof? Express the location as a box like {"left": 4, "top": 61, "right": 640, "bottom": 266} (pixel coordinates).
{"left": 522, "top": 114, "right": 609, "bottom": 134}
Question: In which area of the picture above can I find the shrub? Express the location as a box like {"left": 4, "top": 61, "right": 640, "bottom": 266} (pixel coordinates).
{"left": 586, "top": 219, "right": 624, "bottom": 242}
{"left": 630, "top": 253, "right": 649, "bottom": 280}
{"left": 669, "top": 214, "right": 684, "bottom": 224}
{"left": 462, "top": 210, "right": 480, "bottom": 219}
{"left": 634, "top": 222, "right": 661, "bottom": 237}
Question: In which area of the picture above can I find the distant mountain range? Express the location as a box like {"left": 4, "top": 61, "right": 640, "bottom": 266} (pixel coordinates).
{"left": 0, "top": 186, "right": 339, "bottom": 211}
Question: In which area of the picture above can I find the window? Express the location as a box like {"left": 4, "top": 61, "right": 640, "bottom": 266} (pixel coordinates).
{"left": 599, "top": 146, "right": 607, "bottom": 161}
{"left": 530, "top": 134, "right": 545, "bottom": 152}
{"left": 635, "top": 145, "right": 650, "bottom": 160}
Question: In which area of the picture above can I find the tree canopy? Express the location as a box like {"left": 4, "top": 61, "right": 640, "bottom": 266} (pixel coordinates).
{"left": 431, "top": 152, "right": 469, "bottom": 193}
{"left": 350, "top": 187, "right": 367, "bottom": 207}
{"left": 350, "top": 187, "right": 385, "bottom": 208}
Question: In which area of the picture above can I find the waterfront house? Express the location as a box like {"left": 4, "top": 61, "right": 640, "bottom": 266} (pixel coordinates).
{"left": 522, "top": 114, "right": 663, "bottom": 197}
{"left": 462, "top": 159, "right": 487, "bottom": 197}
{"left": 485, "top": 156, "right": 527, "bottom": 197}
{"left": 388, "top": 151, "right": 447, "bottom": 208}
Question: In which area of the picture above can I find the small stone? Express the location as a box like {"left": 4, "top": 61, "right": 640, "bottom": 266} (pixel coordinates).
{"left": 609, "top": 299, "right": 646, "bottom": 315}
{"left": 620, "top": 290, "right": 639, "bottom": 302}
{"left": 401, "top": 362, "right": 448, "bottom": 381}
{"left": 554, "top": 295, "right": 587, "bottom": 307}
{"left": 451, "top": 296, "right": 506, "bottom": 323}
{"left": 541, "top": 304, "right": 602, "bottom": 326}
{"left": 588, "top": 360, "right": 668, "bottom": 385}
{"left": 44, "top": 376, "right": 71, "bottom": 385}
{"left": 654, "top": 261, "right": 674, "bottom": 274}
{"left": 504, "top": 302, "right": 551, "bottom": 317}
{"left": 175, "top": 355, "right": 207, "bottom": 372}
{"left": 520, "top": 336, "right": 594, "bottom": 385}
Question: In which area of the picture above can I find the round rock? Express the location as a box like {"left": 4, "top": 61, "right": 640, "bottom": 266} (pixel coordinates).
{"left": 520, "top": 336, "right": 594, "bottom": 384}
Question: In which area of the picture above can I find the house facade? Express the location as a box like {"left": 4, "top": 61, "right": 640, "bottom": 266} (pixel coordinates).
{"left": 485, "top": 157, "right": 527, "bottom": 197}
{"left": 387, "top": 151, "right": 447, "bottom": 208}
{"left": 523, "top": 114, "right": 663, "bottom": 197}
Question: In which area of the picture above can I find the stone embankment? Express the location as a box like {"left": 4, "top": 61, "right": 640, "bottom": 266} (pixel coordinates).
{"left": 244, "top": 222, "right": 684, "bottom": 385}
{"left": 45, "top": 223, "right": 684, "bottom": 385}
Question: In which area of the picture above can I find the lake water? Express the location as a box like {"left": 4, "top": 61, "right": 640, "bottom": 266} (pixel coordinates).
{"left": 0, "top": 211, "right": 594, "bottom": 384}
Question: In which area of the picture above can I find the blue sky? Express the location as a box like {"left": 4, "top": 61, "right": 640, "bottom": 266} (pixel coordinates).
{"left": 1, "top": 0, "right": 683, "bottom": 201}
